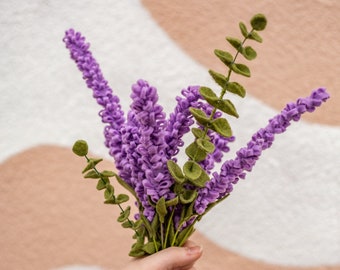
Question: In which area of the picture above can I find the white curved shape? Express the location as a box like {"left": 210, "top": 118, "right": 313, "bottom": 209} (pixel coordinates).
{"left": 0, "top": 0, "right": 339, "bottom": 266}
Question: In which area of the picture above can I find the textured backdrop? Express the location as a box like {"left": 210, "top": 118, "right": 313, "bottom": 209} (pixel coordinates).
{"left": 0, "top": 1, "right": 339, "bottom": 269}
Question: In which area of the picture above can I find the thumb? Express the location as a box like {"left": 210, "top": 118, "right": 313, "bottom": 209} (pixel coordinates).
{"left": 138, "top": 243, "right": 203, "bottom": 270}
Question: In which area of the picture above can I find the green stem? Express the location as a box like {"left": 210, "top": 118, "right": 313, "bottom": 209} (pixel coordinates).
{"left": 84, "top": 154, "right": 139, "bottom": 236}
{"left": 164, "top": 208, "right": 175, "bottom": 248}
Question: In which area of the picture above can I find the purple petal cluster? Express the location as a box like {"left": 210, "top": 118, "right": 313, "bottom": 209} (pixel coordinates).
{"left": 63, "top": 29, "right": 125, "bottom": 156}
{"left": 164, "top": 86, "right": 201, "bottom": 159}
{"left": 194, "top": 87, "right": 330, "bottom": 214}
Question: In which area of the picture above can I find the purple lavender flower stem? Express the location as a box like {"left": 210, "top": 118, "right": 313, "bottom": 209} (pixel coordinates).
{"left": 195, "top": 87, "right": 330, "bottom": 214}
{"left": 128, "top": 79, "right": 176, "bottom": 221}
{"left": 63, "top": 29, "right": 125, "bottom": 157}
{"left": 164, "top": 86, "right": 201, "bottom": 159}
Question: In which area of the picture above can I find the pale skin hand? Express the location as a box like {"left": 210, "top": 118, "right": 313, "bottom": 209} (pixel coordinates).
{"left": 122, "top": 241, "right": 203, "bottom": 270}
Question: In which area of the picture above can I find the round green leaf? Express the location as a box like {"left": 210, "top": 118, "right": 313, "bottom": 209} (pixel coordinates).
{"left": 117, "top": 206, "right": 131, "bottom": 222}
{"left": 208, "top": 69, "right": 228, "bottom": 88}
{"left": 167, "top": 160, "right": 185, "bottom": 184}
{"left": 189, "top": 107, "right": 211, "bottom": 126}
{"left": 216, "top": 99, "right": 239, "bottom": 118}
{"left": 179, "top": 190, "right": 198, "bottom": 204}
{"left": 226, "top": 37, "right": 242, "bottom": 51}
{"left": 243, "top": 46, "right": 257, "bottom": 60}
{"left": 230, "top": 63, "right": 251, "bottom": 77}
{"left": 183, "top": 161, "right": 203, "bottom": 181}
{"left": 214, "top": 49, "right": 234, "bottom": 66}
{"left": 72, "top": 140, "right": 88, "bottom": 156}
{"left": 210, "top": 118, "right": 232, "bottom": 137}
{"left": 96, "top": 178, "right": 107, "bottom": 190}
{"left": 196, "top": 138, "right": 215, "bottom": 153}
{"left": 185, "top": 141, "right": 207, "bottom": 162}
{"left": 250, "top": 13, "right": 267, "bottom": 31}
{"left": 191, "top": 128, "right": 208, "bottom": 139}
{"left": 116, "top": 194, "right": 129, "bottom": 204}
{"left": 199, "top": 86, "right": 218, "bottom": 103}
{"left": 226, "top": 82, "right": 246, "bottom": 97}
{"left": 248, "top": 31, "right": 263, "bottom": 43}
{"left": 239, "top": 22, "right": 248, "bottom": 38}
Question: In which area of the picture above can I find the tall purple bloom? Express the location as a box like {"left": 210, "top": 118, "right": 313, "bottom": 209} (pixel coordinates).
{"left": 195, "top": 87, "right": 330, "bottom": 214}
{"left": 63, "top": 29, "right": 125, "bottom": 158}
{"left": 164, "top": 86, "right": 201, "bottom": 159}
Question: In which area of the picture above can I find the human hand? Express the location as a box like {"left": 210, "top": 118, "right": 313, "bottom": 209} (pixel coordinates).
{"left": 122, "top": 241, "right": 203, "bottom": 270}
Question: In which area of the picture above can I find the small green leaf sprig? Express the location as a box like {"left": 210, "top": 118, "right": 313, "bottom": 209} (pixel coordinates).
{"left": 166, "top": 14, "right": 267, "bottom": 211}
{"left": 72, "top": 140, "right": 137, "bottom": 234}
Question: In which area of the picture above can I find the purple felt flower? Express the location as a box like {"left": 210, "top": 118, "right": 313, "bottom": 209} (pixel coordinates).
{"left": 164, "top": 86, "right": 201, "bottom": 159}
{"left": 194, "top": 87, "right": 330, "bottom": 214}
{"left": 63, "top": 29, "right": 125, "bottom": 158}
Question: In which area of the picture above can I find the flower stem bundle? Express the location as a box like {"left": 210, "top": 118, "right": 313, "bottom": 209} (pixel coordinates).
{"left": 64, "top": 14, "right": 329, "bottom": 257}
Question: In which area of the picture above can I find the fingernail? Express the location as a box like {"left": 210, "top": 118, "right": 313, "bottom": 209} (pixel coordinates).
{"left": 186, "top": 245, "right": 203, "bottom": 255}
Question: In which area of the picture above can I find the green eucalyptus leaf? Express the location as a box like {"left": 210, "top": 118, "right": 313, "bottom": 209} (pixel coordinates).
{"left": 104, "top": 199, "right": 115, "bottom": 204}
{"left": 214, "top": 49, "right": 234, "bottom": 66}
{"left": 165, "top": 196, "right": 179, "bottom": 207}
{"left": 100, "top": 170, "right": 115, "bottom": 177}
{"left": 96, "top": 178, "right": 107, "bottom": 190}
{"left": 199, "top": 86, "right": 219, "bottom": 103}
{"left": 210, "top": 118, "right": 232, "bottom": 137}
{"left": 156, "top": 197, "right": 167, "bottom": 223}
{"left": 122, "top": 220, "right": 133, "bottom": 229}
{"left": 215, "top": 99, "right": 239, "bottom": 118}
{"left": 208, "top": 70, "right": 228, "bottom": 88}
{"left": 183, "top": 161, "right": 203, "bottom": 181}
{"left": 239, "top": 22, "right": 248, "bottom": 38}
{"left": 174, "top": 183, "right": 185, "bottom": 195}
{"left": 191, "top": 128, "right": 208, "bottom": 139}
{"left": 230, "top": 63, "right": 251, "bottom": 77}
{"left": 196, "top": 138, "right": 215, "bottom": 153}
{"left": 248, "top": 31, "right": 263, "bottom": 43}
{"left": 179, "top": 189, "right": 198, "bottom": 204}
{"left": 242, "top": 46, "right": 257, "bottom": 60}
{"left": 117, "top": 206, "right": 131, "bottom": 222}
{"left": 104, "top": 185, "right": 115, "bottom": 199}
{"left": 167, "top": 160, "right": 185, "bottom": 184}
{"left": 143, "top": 242, "right": 159, "bottom": 255}
{"left": 192, "top": 169, "right": 210, "bottom": 187}
{"left": 72, "top": 140, "right": 88, "bottom": 157}
{"left": 226, "top": 37, "right": 242, "bottom": 51}
{"left": 82, "top": 158, "right": 103, "bottom": 173}
{"left": 116, "top": 194, "right": 129, "bottom": 204}
{"left": 226, "top": 82, "right": 246, "bottom": 97}
{"left": 84, "top": 170, "right": 100, "bottom": 179}
{"left": 189, "top": 107, "right": 211, "bottom": 126}
{"left": 250, "top": 13, "right": 267, "bottom": 31}
{"left": 129, "top": 244, "right": 145, "bottom": 257}
{"left": 132, "top": 219, "right": 143, "bottom": 230}
{"left": 185, "top": 142, "right": 207, "bottom": 162}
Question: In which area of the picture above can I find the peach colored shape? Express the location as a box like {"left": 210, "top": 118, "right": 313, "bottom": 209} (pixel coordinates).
{"left": 142, "top": 0, "right": 340, "bottom": 126}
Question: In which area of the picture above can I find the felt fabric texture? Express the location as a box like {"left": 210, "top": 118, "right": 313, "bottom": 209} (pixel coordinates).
{"left": 0, "top": 0, "right": 339, "bottom": 269}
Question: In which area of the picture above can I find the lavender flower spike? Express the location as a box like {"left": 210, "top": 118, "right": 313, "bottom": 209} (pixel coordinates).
{"left": 195, "top": 87, "right": 330, "bottom": 214}
{"left": 63, "top": 29, "right": 125, "bottom": 155}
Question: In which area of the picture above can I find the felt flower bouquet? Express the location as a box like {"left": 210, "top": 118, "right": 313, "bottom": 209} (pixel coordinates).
{"left": 64, "top": 14, "right": 330, "bottom": 257}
